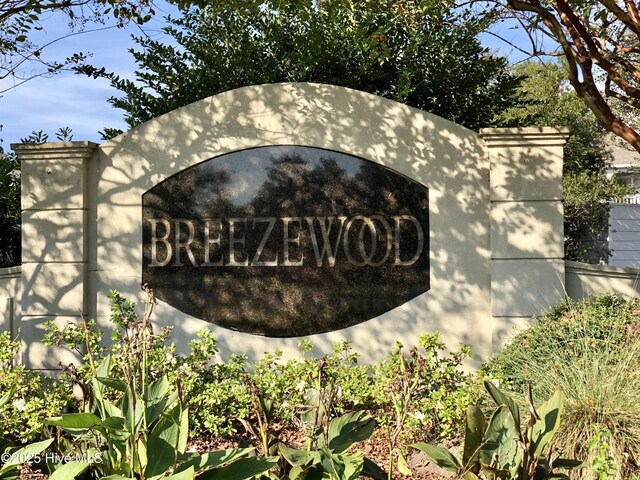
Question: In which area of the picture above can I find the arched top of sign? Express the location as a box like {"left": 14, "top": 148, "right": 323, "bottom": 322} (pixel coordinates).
{"left": 142, "top": 145, "right": 429, "bottom": 336}
{"left": 100, "top": 83, "right": 483, "bottom": 193}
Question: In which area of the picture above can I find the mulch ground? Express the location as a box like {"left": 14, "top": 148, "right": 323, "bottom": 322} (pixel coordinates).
{"left": 18, "top": 427, "right": 452, "bottom": 479}
{"left": 188, "top": 427, "right": 452, "bottom": 479}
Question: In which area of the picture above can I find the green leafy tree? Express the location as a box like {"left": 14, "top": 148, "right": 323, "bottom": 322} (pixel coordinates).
{"left": 496, "top": 61, "right": 631, "bottom": 263}
{"left": 91, "top": 0, "right": 521, "bottom": 137}
{"left": 0, "top": 141, "right": 20, "bottom": 268}
{"left": 489, "top": 0, "right": 640, "bottom": 154}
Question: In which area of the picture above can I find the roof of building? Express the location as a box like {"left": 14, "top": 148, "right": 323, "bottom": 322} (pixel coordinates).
{"left": 609, "top": 144, "right": 640, "bottom": 168}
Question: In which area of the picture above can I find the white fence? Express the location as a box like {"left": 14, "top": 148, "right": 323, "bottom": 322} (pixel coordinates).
{"left": 609, "top": 204, "right": 640, "bottom": 267}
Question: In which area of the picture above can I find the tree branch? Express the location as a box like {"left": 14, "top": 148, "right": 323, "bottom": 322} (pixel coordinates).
{"left": 0, "top": 0, "right": 89, "bottom": 23}
{"left": 504, "top": 0, "right": 640, "bottom": 153}
{"left": 556, "top": 0, "right": 640, "bottom": 97}
{"left": 605, "top": 78, "right": 640, "bottom": 109}
{"left": 598, "top": 0, "right": 640, "bottom": 36}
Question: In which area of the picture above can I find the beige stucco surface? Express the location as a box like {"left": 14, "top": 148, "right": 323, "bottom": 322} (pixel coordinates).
{"left": 19, "top": 315, "right": 82, "bottom": 369}
{"left": 481, "top": 130, "right": 565, "bottom": 202}
{"left": 565, "top": 260, "right": 640, "bottom": 299}
{"left": 21, "top": 158, "right": 86, "bottom": 211}
{"left": 20, "top": 263, "right": 85, "bottom": 316}
{"left": 90, "top": 83, "right": 493, "bottom": 365}
{"left": 13, "top": 142, "right": 94, "bottom": 366}
{"left": 481, "top": 128, "right": 567, "bottom": 359}
{"left": 490, "top": 201, "right": 564, "bottom": 259}
{"left": 491, "top": 259, "right": 565, "bottom": 316}
{"left": 22, "top": 210, "right": 84, "bottom": 262}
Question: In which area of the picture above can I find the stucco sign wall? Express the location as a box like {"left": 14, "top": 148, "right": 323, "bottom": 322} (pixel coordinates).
{"left": 12, "top": 83, "right": 568, "bottom": 369}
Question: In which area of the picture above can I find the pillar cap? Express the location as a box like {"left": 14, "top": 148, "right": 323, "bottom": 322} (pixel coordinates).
{"left": 11, "top": 141, "right": 98, "bottom": 160}
{"left": 480, "top": 127, "right": 570, "bottom": 146}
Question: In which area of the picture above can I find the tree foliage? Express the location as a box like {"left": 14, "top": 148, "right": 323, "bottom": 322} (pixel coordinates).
{"left": 491, "top": 0, "right": 640, "bottom": 153}
{"left": 0, "top": 143, "right": 20, "bottom": 267}
{"left": 93, "top": 0, "right": 521, "bottom": 136}
{"left": 496, "top": 61, "right": 631, "bottom": 263}
{"left": 0, "top": 0, "right": 157, "bottom": 93}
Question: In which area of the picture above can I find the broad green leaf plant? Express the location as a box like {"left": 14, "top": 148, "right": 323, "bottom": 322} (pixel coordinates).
{"left": 0, "top": 438, "right": 55, "bottom": 480}
{"left": 414, "top": 381, "right": 583, "bottom": 480}
{"left": 0, "top": 387, "right": 55, "bottom": 480}
{"left": 43, "top": 288, "right": 277, "bottom": 480}
{"left": 244, "top": 353, "right": 387, "bottom": 480}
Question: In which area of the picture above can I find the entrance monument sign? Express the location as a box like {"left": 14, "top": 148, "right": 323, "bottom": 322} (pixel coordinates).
{"left": 6, "top": 83, "right": 570, "bottom": 369}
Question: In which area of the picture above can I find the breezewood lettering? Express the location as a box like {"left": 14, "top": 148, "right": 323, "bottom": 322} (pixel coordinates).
{"left": 147, "top": 215, "right": 424, "bottom": 268}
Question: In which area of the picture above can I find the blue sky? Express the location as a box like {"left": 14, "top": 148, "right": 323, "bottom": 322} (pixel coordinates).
{"left": 0, "top": 1, "right": 179, "bottom": 146}
{"left": 0, "top": 4, "right": 532, "bottom": 147}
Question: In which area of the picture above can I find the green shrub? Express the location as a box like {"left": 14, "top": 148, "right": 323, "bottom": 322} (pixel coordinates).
{"left": 483, "top": 293, "right": 640, "bottom": 388}
{"left": 44, "top": 290, "right": 225, "bottom": 436}
{"left": 252, "top": 340, "right": 377, "bottom": 418}
{"left": 188, "top": 339, "right": 379, "bottom": 438}
{"left": 188, "top": 353, "right": 252, "bottom": 437}
{"left": 187, "top": 334, "right": 477, "bottom": 446}
{"left": 42, "top": 290, "right": 476, "bottom": 450}
{"left": 0, "top": 331, "right": 70, "bottom": 446}
{"left": 43, "top": 290, "right": 192, "bottom": 386}
{"left": 414, "top": 381, "right": 583, "bottom": 480}
{"left": 482, "top": 293, "right": 640, "bottom": 478}
{"left": 541, "top": 339, "right": 640, "bottom": 479}
{"left": 372, "top": 333, "right": 477, "bottom": 444}
{"left": 38, "top": 289, "right": 277, "bottom": 480}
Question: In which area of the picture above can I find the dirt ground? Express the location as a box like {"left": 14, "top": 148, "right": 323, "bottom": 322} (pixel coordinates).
{"left": 18, "top": 428, "right": 453, "bottom": 479}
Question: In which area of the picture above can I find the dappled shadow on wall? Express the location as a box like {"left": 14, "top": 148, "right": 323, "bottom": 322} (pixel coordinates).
{"left": 88, "top": 84, "right": 560, "bottom": 362}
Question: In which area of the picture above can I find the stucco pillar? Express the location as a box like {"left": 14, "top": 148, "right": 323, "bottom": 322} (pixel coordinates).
{"left": 13, "top": 141, "right": 98, "bottom": 369}
{"left": 480, "top": 128, "right": 569, "bottom": 350}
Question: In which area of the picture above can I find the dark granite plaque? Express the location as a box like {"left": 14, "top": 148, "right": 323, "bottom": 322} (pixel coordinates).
{"left": 142, "top": 146, "right": 429, "bottom": 336}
